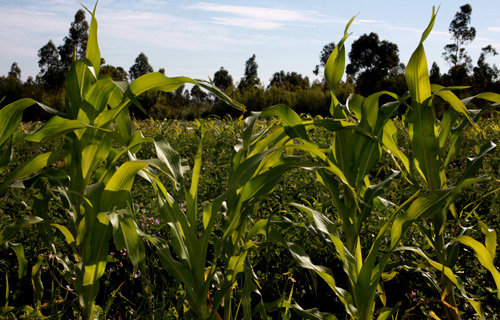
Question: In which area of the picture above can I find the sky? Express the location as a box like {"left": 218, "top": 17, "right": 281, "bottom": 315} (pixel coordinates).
{"left": 0, "top": 0, "right": 499, "bottom": 85}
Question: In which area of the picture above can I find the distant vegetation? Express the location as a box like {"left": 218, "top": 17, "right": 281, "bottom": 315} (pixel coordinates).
{"left": 1, "top": 4, "right": 498, "bottom": 120}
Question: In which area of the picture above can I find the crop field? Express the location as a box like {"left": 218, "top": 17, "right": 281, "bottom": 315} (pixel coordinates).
{"left": 1, "top": 4, "right": 500, "bottom": 320}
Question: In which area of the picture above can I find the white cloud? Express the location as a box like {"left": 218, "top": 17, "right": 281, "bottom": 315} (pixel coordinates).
{"left": 96, "top": 8, "right": 238, "bottom": 52}
{"left": 187, "top": 2, "right": 319, "bottom": 30}
{"left": 487, "top": 27, "right": 500, "bottom": 32}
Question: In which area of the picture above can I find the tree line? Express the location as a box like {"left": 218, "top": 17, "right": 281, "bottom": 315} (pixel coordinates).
{"left": 1, "top": 4, "right": 498, "bottom": 120}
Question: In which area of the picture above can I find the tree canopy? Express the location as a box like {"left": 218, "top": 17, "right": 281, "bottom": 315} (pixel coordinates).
{"left": 268, "top": 71, "right": 310, "bottom": 90}
{"left": 238, "top": 54, "right": 260, "bottom": 90}
{"left": 129, "top": 52, "right": 154, "bottom": 81}
{"left": 213, "top": 67, "right": 233, "bottom": 91}
{"left": 37, "top": 40, "right": 65, "bottom": 90}
{"left": 443, "top": 4, "right": 476, "bottom": 70}
{"left": 58, "top": 9, "right": 89, "bottom": 70}
{"left": 346, "top": 32, "right": 401, "bottom": 95}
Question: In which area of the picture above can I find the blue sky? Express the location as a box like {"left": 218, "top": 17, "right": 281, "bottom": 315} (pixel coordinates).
{"left": 1, "top": 0, "right": 499, "bottom": 85}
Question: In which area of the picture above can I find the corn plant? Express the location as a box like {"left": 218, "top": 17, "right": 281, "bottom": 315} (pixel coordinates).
{"left": 271, "top": 8, "right": 500, "bottom": 320}
{"left": 133, "top": 105, "right": 327, "bottom": 319}
{"left": 260, "top": 17, "right": 406, "bottom": 320}
{"left": 382, "top": 8, "right": 500, "bottom": 320}
{"left": 0, "top": 3, "right": 245, "bottom": 319}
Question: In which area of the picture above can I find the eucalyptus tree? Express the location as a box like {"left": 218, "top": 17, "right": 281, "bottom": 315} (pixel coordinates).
{"left": 238, "top": 54, "right": 260, "bottom": 90}
{"left": 58, "top": 9, "right": 89, "bottom": 70}
{"left": 443, "top": 4, "right": 476, "bottom": 70}
{"left": 129, "top": 52, "right": 154, "bottom": 81}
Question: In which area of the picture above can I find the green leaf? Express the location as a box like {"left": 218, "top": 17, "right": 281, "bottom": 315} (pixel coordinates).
{"left": 83, "top": 1, "right": 101, "bottom": 76}
{"left": 77, "top": 213, "right": 111, "bottom": 318}
{"left": 84, "top": 78, "right": 120, "bottom": 122}
{"left": 0, "top": 98, "right": 37, "bottom": 147}
{"left": 454, "top": 236, "right": 500, "bottom": 299}
{"left": 478, "top": 221, "right": 497, "bottom": 259}
{"left": 325, "top": 16, "right": 354, "bottom": 94}
{"left": 5, "top": 242, "right": 27, "bottom": 280}
{"left": 23, "top": 116, "right": 90, "bottom": 143}
{"left": 391, "top": 188, "right": 452, "bottom": 249}
{"left": 0, "top": 152, "right": 66, "bottom": 192}
{"left": 106, "top": 209, "right": 146, "bottom": 271}
{"left": 196, "top": 79, "right": 246, "bottom": 112}
{"left": 31, "top": 255, "right": 44, "bottom": 305}
{"left": 261, "top": 104, "right": 308, "bottom": 141}
{"left": 154, "top": 135, "right": 186, "bottom": 188}
{"left": 399, "top": 245, "right": 485, "bottom": 318}
{"left": 382, "top": 120, "right": 411, "bottom": 174}
{"left": 65, "top": 59, "right": 97, "bottom": 120}
{"left": 455, "top": 141, "right": 496, "bottom": 185}
{"left": 100, "top": 161, "right": 149, "bottom": 212}
{"left": 51, "top": 223, "right": 79, "bottom": 261}
{"left": 280, "top": 300, "right": 338, "bottom": 320}
{"left": 287, "top": 242, "right": 357, "bottom": 318}
{"left": 431, "top": 84, "right": 476, "bottom": 128}
{"left": 408, "top": 97, "right": 441, "bottom": 191}
{"left": 405, "top": 7, "right": 436, "bottom": 104}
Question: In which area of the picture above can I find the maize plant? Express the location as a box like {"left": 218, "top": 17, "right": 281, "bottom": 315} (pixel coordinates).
{"left": 384, "top": 7, "right": 500, "bottom": 320}
{"left": 0, "top": 3, "right": 244, "bottom": 319}
{"left": 135, "top": 104, "right": 329, "bottom": 319}
{"left": 272, "top": 8, "right": 500, "bottom": 320}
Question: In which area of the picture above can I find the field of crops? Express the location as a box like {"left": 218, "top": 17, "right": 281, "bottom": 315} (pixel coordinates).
{"left": 1, "top": 4, "right": 500, "bottom": 320}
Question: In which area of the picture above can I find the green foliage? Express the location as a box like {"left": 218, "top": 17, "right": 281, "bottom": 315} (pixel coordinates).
{"left": 129, "top": 52, "right": 154, "bottom": 81}
{"left": 1, "top": 4, "right": 500, "bottom": 320}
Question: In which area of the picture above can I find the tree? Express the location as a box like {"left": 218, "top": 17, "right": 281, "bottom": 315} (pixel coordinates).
{"left": 473, "top": 45, "right": 499, "bottom": 92}
{"left": 313, "top": 42, "right": 335, "bottom": 76}
{"left": 213, "top": 67, "right": 233, "bottom": 91}
{"left": 58, "top": 9, "right": 89, "bottom": 70}
{"left": 268, "top": 71, "right": 310, "bottom": 90}
{"left": 100, "top": 65, "right": 128, "bottom": 81}
{"left": 8, "top": 62, "right": 21, "bottom": 81}
{"left": 190, "top": 85, "right": 209, "bottom": 103}
{"left": 238, "top": 54, "right": 260, "bottom": 90}
{"left": 429, "top": 62, "right": 442, "bottom": 84}
{"left": 38, "top": 40, "right": 65, "bottom": 90}
{"left": 129, "top": 52, "right": 154, "bottom": 81}
{"left": 443, "top": 4, "right": 476, "bottom": 71}
{"left": 346, "top": 32, "right": 400, "bottom": 95}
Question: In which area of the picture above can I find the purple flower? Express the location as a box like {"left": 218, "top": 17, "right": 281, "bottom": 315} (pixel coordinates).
{"left": 109, "top": 252, "right": 115, "bottom": 256}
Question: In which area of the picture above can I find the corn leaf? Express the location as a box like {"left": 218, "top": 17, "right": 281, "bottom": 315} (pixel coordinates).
{"left": 261, "top": 104, "right": 308, "bottom": 140}
{"left": 106, "top": 209, "right": 146, "bottom": 271}
{"left": 405, "top": 7, "right": 436, "bottom": 104}
{"left": 83, "top": 1, "right": 100, "bottom": 76}
{"left": 0, "top": 151, "right": 66, "bottom": 192}
{"left": 0, "top": 98, "right": 37, "bottom": 146}
{"left": 325, "top": 16, "right": 354, "bottom": 94}
{"left": 5, "top": 242, "right": 27, "bottom": 280}
{"left": 454, "top": 236, "right": 500, "bottom": 299}
{"left": 100, "top": 161, "right": 148, "bottom": 212}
